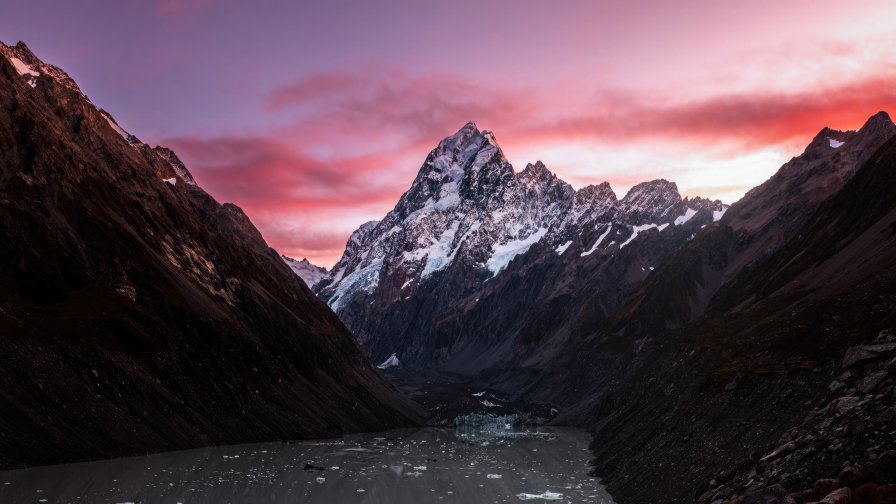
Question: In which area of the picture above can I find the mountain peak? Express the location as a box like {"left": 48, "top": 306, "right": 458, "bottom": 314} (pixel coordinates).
{"left": 858, "top": 110, "right": 895, "bottom": 136}
{"left": 618, "top": 179, "right": 681, "bottom": 222}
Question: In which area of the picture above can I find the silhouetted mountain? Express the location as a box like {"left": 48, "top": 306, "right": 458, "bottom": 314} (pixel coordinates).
{"left": 0, "top": 41, "right": 421, "bottom": 469}
{"left": 547, "top": 112, "right": 896, "bottom": 504}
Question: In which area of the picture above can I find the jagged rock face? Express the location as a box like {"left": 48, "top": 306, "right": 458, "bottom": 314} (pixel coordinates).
{"left": 550, "top": 112, "right": 896, "bottom": 504}
{"left": 282, "top": 255, "right": 328, "bottom": 288}
{"left": 317, "top": 122, "right": 726, "bottom": 372}
{"left": 0, "top": 41, "right": 420, "bottom": 469}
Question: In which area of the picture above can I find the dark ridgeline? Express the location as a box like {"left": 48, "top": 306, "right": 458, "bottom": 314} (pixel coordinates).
{"left": 321, "top": 112, "right": 896, "bottom": 502}
{"left": 0, "top": 41, "right": 422, "bottom": 470}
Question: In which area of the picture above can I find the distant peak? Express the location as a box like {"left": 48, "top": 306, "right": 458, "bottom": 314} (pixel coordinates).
{"left": 859, "top": 110, "right": 894, "bottom": 133}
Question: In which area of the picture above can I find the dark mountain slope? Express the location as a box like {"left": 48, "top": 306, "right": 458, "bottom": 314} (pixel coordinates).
{"left": 563, "top": 115, "right": 896, "bottom": 503}
{"left": 0, "top": 42, "right": 421, "bottom": 469}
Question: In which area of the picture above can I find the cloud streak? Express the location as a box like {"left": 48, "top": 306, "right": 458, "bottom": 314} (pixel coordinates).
{"left": 167, "top": 67, "right": 895, "bottom": 266}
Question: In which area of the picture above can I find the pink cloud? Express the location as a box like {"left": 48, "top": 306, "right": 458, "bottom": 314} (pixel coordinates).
{"left": 167, "top": 67, "right": 896, "bottom": 266}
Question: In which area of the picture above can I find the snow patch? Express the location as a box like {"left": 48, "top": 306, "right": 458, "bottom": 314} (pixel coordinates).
{"left": 486, "top": 227, "right": 548, "bottom": 275}
{"left": 9, "top": 57, "right": 39, "bottom": 77}
{"left": 713, "top": 207, "right": 728, "bottom": 222}
{"left": 377, "top": 353, "right": 400, "bottom": 369}
{"left": 581, "top": 225, "right": 612, "bottom": 257}
{"left": 162, "top": 177, "right": 176, "bottom": 185}
{"left": 554, "top": 240, "right": 573, "bottom": 255}
{"left": 828, "top": 137, "right": 845, "bottom": 148}
{"left": 481, "top": 400, "right": 498, "bottom": 408}
{"left": 619, "top": 223, "right": 668, "bottom": 249}
{"left": 674, "top": 208, "right": 697, "bottom": 225}
{"left": 102, "top": 114, "right": 129, "bottom": 139}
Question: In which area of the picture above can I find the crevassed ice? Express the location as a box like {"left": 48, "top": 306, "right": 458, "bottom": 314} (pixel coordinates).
{"left": 329, "top": 258, "right": 383, "bottom": 311}
{"left": 486, "top": 227, "right": 548, "bottom": 275}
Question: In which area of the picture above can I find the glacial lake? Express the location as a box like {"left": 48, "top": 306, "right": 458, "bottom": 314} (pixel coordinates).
{"left": 0, "top": 426, "right": 614, "bottom": 503}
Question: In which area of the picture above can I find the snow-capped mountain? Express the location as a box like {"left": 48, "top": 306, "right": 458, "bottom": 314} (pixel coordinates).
{"left": 316, "top": 122, "right": 725, "bottom": 370}
{"left": 282, "top": 255, "right": 328, "bottom": 288}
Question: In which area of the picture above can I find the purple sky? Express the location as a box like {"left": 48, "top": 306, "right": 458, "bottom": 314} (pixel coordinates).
{"left": 3, "top": 0, "right": 896, "bottom": 266}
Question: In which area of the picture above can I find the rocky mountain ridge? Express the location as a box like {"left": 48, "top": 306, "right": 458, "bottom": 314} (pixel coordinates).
{"left": 315, "top": 122, "right": 726, "bottom": 372}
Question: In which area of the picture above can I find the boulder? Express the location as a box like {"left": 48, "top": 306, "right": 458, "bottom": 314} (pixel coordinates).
{"left": 728, "top": 484, "right": 796, "bottom": 504}
{"left": 842, "top": 344, "right": 896, "bottom": 368}
{"left": 819, "top": 487, "right": 852, "bottom": 504}
{"left": 832, "top": 396, "right": 860, "bottom": 415}
{"left": 859, "top": 371, "right": 888, "bottom": 394}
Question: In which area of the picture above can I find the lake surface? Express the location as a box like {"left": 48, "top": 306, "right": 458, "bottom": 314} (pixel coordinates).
{"left": 0, "top": 427, "right": 614, "bottom": 503}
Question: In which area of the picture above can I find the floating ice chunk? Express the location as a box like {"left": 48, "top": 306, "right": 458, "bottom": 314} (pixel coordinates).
{"left": 487, "top": 474, "right": 502, "bottom": 479}
{"left": 315, "top": 477, "right": 325, "bottom": 483}
{"left": 517, "top": 491, "right": 563, "bottom": 500}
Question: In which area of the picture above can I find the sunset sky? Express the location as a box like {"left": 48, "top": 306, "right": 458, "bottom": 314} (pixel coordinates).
{"left": 3, "top": 0, "right": 895, "bottom": 266}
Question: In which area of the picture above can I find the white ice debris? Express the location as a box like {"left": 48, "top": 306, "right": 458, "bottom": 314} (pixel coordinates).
{"left": 674, "top": 208, "right": 697, "bottom": 225}
{"left": 713, "top": 208, "right": 728, "bottom": 222}
{"left": 517, "top": 491, "right": 563, "bottom": 500}
{"left": 377, "top": 353, "right": 400, "bottom": 369}
{"left": 828, "top": 137, "right": 845, "bottom": 148}
{"left": 486, "top": 227, "right": 547, "bottom": 275}
{"left": 580, "top": 225, "right": 612, "bottom": 257}
{"left": 481, "top": 400, "right": 498, "bottom": 408}
{"left": 162, "top": 177, "right": 176, "bottom": 185}
{"left": 619, "top": 223, "right": 669, "bottom": 249}
{"left": 554, "top": 240, "right": 573, "bottom": 255}
{"left": 487, "top": 474, "right": 503, "bottom": 479}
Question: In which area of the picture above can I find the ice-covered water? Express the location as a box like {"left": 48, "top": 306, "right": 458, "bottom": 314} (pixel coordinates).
{"left": 0, "top": 427, "right": 614, "bottom": 503}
